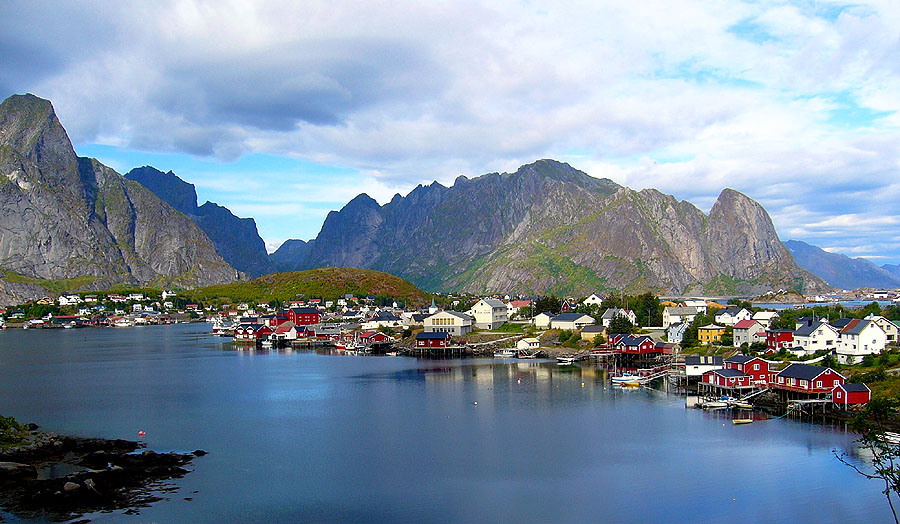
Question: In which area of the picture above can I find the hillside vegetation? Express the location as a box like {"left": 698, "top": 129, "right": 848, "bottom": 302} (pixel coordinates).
{"left": 187, "top": 267, "right": 430, "bottom": 306}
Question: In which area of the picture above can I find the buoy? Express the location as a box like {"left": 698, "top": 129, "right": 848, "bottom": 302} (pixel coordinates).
{"left": 581, "top": 382, "right": 585, "bottom": 387}
{"left": 138, "top": 430, "right": 145, "bottom": 437}
{"left": 473, "top": 401, "right": 478, "bottom": 405}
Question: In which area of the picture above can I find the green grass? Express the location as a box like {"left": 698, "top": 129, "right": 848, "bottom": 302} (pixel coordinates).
{"left": 2, "top": 271, "right": 98, "bottom": 295}
{"left": 0, "top": 414, "right": 28, "bottom": 449}
{"left": 494, "top": 322, "right": 526, "bottom": 333}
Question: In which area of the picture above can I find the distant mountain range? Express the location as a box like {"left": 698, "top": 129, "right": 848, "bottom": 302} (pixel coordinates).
{"left": 0, "top": 94, "right": 240, "bottom": 304}
{"left": 125, "top": 166, "right": 271, "bottom": 277}
{"left": 784, "top": 240, "right": 900, "bottom": 290}
{"left": 272, "top": 159, "right": 827, "bottom": 296}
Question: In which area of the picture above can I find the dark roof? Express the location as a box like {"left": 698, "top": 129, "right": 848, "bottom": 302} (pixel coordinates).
{"left": 841, "top": 383, "right": 871, "bottom": 393}
{"left": 794, "top": 321, "right": 826, "bottom": 337}
{"left": 724, "top": 355, "right": 757, "bottom": 364}
{"left": 619, "top": 335, "right": 653, "bottom": 346}
{"left": 719, "top": 306, "right": 745, "bottom": 316}
{"left": 582, "top": 325, "right": 606, "bottom": 333}
{"left": 713, "top": 369, "right": 748, "bottom": 378}
{"left": 373, "top": 312, "right": 402, "bottom": 321}
{"left": 553, "top": 313, "right": 590, "bottom": 322}
{"left": 841, "top": 319, "right": 869, "bottom": 335}
{"left": 831, "top": 318, "right": 853, "bottom": 329}
{"left": 778, "top": 363, "right": 843, "bottom": 381}
{"left": 685, "top": 356, "right": 723, "bottom": 366}
{"left": 416, "top": 332, "right": 451, "bottom": 340}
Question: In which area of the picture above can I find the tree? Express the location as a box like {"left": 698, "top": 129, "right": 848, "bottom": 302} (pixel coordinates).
{"left": 608, "top": 316, "right": 634, "bottom": 335}
{"left": 720, "top": 329, "right": 734, "bottom": 347}
{"left": 836, "top": 398, "right": 900, "bottom": 524}
{"left": 534, "top": 295, "right": 561, "bottom": 315}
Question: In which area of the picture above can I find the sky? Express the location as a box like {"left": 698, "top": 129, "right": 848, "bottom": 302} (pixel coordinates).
{"left": 1, "top": 1, "right": 899, "bottom": 263}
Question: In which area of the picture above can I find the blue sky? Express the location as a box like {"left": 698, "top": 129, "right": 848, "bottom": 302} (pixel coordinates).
{"left": 2, "top": 1, "right": 899, "bottom": 263}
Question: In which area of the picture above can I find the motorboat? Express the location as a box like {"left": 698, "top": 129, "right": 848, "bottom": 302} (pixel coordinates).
{"left": 611, "top": 373, "right": 643, "bottom": 384}
{"left": 494, "top": 348, "right": 517, "bottom": 358}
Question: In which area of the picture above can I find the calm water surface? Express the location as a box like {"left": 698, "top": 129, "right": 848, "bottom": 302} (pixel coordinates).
{"left": 0, "top": 324, "right": 891, "bottom": 523}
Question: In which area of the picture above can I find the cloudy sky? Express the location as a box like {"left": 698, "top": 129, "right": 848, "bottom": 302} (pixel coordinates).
{"left": 2, "top": 1, "right": 899, "bottom": 263}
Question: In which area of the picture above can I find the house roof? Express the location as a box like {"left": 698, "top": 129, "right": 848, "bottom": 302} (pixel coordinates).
{"left": 777, "top": 363, "right": 844, "bottom": 381}
{"left": 840, "top": 383, "right": 871, "bottom": 393}
{"left": 416, "top": 332, "right": 451, "bottom": 340}
{"left": 841, "top": 319, "right": 869, "bottom": 335}
{"left": 831, "top": 318, "right": 854, "bottom": 329}
{"left": 552, "top": 313, "right": 592, "bottom": 322}
{"left": 289, "top": 307, "right": 319, "bottom": 314}
{"left": 665, "top": 306, "right": 698, "bottom": 316}
{"left": 733, "top": 319, "right": 759, "bottom": 330}
{"left": 510, "top": 300, "right": 532, "bottom": 308}
{"left": 582, "top": 325, "right": 606, "bottom": 333}
{"left": 794, "top": 320, "right": 826, "bottom": 337}
{"left": 618, "top": 334, "right": 653, "bottom": 346}
{"left": 698, "top": 324, "right": 723, "bottom": 330}
{"left": 480, "top": 298, "right": 507, "bottom": 308}
{"left": 718, "top": 306, "right": 746, "bottom": 317}
{"left": 685, "top": 356, "right": 723, "bottom": 366}
{"left": 724, "top": 355, "right": 757, "bottom": 364}
{"left": 712, "top": 368, "right": 748, "bottom": 378}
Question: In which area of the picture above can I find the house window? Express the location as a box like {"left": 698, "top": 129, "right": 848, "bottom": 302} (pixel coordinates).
{"left": 816, "top": 380, "right": 822, "bottom": 388}
{"left": 800, "top": 380, "right": 807, "bottom": 388}
{"left": 836, "top": 391, "right": 842, "bottom": 399}
{"left": 754, "top": 364, "right": 760, "bottom": 370}
{"left": 833, "top": 380, "right": 840, "bottom": 386}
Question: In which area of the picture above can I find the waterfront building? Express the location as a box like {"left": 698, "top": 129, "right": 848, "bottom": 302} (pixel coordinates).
{"left": 424, "top": 311, "right": 473, "bottom": 336}
{"left": 684, "top": 356, "right": 723, "bottom": 378}
{"left": 516, "top": 338, "right": 540, "bottom": 351}
{"left": 723, "top": 355, "right": 771, "bottom": 385}
{"left": 833, "top": 383, "right": 872, "bottom": 407}
{"left": 415, "top": 332, "right": 451, "bottom": 348}
{"left": 773, "top": 363, "right": 844, "bottom": 395}
{"left": 580, "top": 325, "right": 606, "bottom": 343}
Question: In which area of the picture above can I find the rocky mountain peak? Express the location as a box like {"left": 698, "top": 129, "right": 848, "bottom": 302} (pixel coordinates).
{"left": 0, "top": 93, "right": 76, "bottom": 171}
{"left": 125, "top": 166, "right": 199, "bottom": 215}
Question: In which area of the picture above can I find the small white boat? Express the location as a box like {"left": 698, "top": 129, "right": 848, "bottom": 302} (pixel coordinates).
{"left": 494, "top": 348, "right": 517, "bottom": 358}
{"left": 556, "top": 355, "right": 577, "bottom": 365}
{"left": 732, "top": 418, "right": 753, "bottom": 425}
{"left": 611, "top": 373, "right": 643, "bottom": 384}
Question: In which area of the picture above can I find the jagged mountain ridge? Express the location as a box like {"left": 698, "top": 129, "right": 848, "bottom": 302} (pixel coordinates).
{"left": 0, "top": 93, "right": 240, "bottom": 302}
{"left": 785, "top": 240, "right": 900, "bottom": 290}
{"left": 125, "top": 166, "right": 272, "bottom": 277}
{"left": 273, "top": 159, "right": 826, "bottom": 295}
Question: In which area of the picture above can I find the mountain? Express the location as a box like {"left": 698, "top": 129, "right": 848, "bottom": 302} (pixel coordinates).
{"left": 785, "top": 240, "right": 900, "bottom": 290}
{"left": 269, "top": 239, "right": 312, "bottom": 272}
{"left": 188, "top": 267, "right": 429, "bottom": 307}
{"left": 272, "top": 159, "right": 826, "bottom": 295}
{"left": 125, "top": 166, "right": 272, "bottom": 277}
{"left": 883, "top": 264, "right": 900, "bottom": 279}
{"left": 0, "top": 93, "right": 240, "bottom": 303}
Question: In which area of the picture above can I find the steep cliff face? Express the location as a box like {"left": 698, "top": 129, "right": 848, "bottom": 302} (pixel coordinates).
{"left": 274, "top": 159, "right": 826, "bottom": 295}
{"left": 0, "top": 94, "right": 239, "bottom": 303}
{"left": 125, "top": 166, "right": 272, "bottom": 277}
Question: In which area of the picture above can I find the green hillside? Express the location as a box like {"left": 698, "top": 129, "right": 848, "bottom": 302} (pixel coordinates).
{"left": 188, "top": 267, "right": 430, "bottom": 306}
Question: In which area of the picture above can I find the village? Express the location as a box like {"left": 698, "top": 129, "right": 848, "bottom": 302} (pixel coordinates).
{"left": 6, "top": 286, "right": 900, "bottom": 422}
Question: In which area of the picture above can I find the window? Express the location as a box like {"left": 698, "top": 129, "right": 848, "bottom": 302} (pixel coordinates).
{"left": 833, "top": 380, "right": 840, "bottom": 387}
{"left": 836, "top": 391, "right": 842, "bottom": 399}
{"left": 754, "top": 364, "right": 760, "bottom": 370}
{"left": 816, "top": 380, "right": 822, "bottom": 388}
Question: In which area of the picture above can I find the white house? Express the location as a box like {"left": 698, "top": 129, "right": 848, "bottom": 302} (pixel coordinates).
{"left": 682, "top": 299, "right": 708, "bottom": 314}
{"left": 837, "top": 319, "right": 887, "bottom": 364}
{"left": 752, "top": 310, "right": 779, "bottom": 328}
{"left": 533, "top": 312, "right": 554, "bottom": 329}
{"left": 793, "top": 321, "right": 839, "bottom": 355}
{"left": 361, "top": 311, "right": 405, "bottom": 331}
{"left": 667, "top": 322, "right": 688, "bottom": 344}
{"left": 866, "top": 315, "right": 899, "bottom": 345}
{"left": 550, "top": 313, "right": 595, "bottom": 331}
{"left": 57, "top": 294, "right": 83, "bottom": 306}
{"left": 663, "top": 306, "right": 698, "bottom": 329}
{"left": 581, "top": 294, "right": 604, "bottom": 307}
{"left": 424, "top": 310, "right": 473, "bottom": 336}
{"left": 683, "top": 356, "right": 724, "bottom": 378}
{"left": 470, "top": 298, "right": 508, "bottom": 330}
{"left": 714, "top": 306, "right": 752, "bottom": 327}
{"left": 601, "top": 308, "right": 637, "bottom": 328}
{"left": 516, "top": 338, "right": 540, "bottom": 351}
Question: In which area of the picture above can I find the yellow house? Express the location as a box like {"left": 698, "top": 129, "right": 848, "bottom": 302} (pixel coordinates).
{"left": 580, "top": 325, "right": 606, "bottom": 342}
{"left": 698, "top": 324, "right": 726, "bottom": 344}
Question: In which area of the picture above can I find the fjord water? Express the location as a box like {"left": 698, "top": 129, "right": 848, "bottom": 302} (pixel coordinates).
{"left": 0, "top": 324, "right": 890, "bottom": 523}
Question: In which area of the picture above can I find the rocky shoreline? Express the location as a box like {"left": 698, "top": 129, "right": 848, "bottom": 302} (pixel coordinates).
{"left": 0, "top": 425, "right": 205, "bottom": 521}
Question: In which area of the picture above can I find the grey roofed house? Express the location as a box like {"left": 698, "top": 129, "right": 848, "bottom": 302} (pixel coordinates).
{"left": 582, "top": 325, "right": 606, "bottom": 333}
{"left": 794, "top": 320, "right": 827, "bottom": 337}
{"left": 553, "top": 313, "right": 588, "bottom": 321}
{"left": 795, "top": 316, "right": 816, "bottom": 328}
{"left": 841, "top": 383, "right": 871, "bottom": 393}
{"left": 667, "top": 306, "right": 699, "bottom": 316}
{"left": 481, "top": 298, "right": 507, "bottom": 308}
{"left": 601, "top": 308, "right": 619, "bottom": 320}
{"left": 841, "top": 319, "right": 871, "bottom": 335}
{"left": 777, "top": 363, "right": 844, "bottom": 381}
{"left": 684, "top": 356, "right": 723, "bottom": 366}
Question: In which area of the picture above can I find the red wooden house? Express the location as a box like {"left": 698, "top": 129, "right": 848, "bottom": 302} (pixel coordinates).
{"left": 360, "top": 331, "right": 390, "bottom": 344}
{"left": 285, "top": 307, "right": 320, "bottom": 326}
{"left": 613, "top": 335, "right": 657, "bottom": 354}
{"left": 832, "top": 383, "right": 871, "bottom": 406}
{"left": 233, "top": 324, "right": 273, "bottom": 342}
{"left": 766, "top": 329, "right": 794, "bottom": 352}
{"left": 703, "top": 368, "right": 752, "bottom": 389}
{"left": 723, "top": 355, "right": 771, "bottom": 386}
{"left": 416, "top": 332, "right": 451, "bottom": 348}
{"left": 773, "top": 363, "right": 844, "bottom": 394}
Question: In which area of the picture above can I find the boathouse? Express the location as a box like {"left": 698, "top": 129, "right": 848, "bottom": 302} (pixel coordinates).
{"left": 684, "top": 356, "right": 723, "bottom": 378}
{"left": 416, "top": 332, "right": 451, "bottom": 348}
{"left": 723, "top": 355, "right": 771, "bottom": 385}
{"left": 773, "top": 363, "right": 844, "bottom": 396}
{"left": 832, "top": 383, "right": 871, "bottom": 406}
{"left": 234, "top": 324, "right": 273, "bottom": 342}
{"left": 285, "top": 307, "right": 321, "bottom": 326}
{"left": 702, "top": 368, "right": 752, "bottom": 389}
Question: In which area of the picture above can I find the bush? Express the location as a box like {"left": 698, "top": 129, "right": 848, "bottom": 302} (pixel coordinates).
{"left": 558, "top": 330, "right": 572, "bottom": 344}
{"left": 0, "top": 415, "right": 26, "bottom": 447}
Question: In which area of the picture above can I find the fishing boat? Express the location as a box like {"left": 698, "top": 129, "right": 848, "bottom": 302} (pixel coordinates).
{"left": 556, "top": 355, "right": 577, "bottom": 366}
{"left": 494, "top": 348, "right": 517, "bottom": 358}
{"left": 732, "top": 418, "right": 753, "bottom": 425}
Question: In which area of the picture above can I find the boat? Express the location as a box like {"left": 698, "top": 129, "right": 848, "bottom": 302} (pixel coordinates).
{"left": 611, "top": 373, "right": 643, "bottom": 384}
{"left": 732, "top": 418, "right": 753, "bottom": 425}
{"left": 494, "top": 348, "right": 517, "bottom": 358}
{"left": 556, "top": 355, "right": 577, "bottom": 366}
{"left": 617, "top": 381, "right": 642, "bottom": 387}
